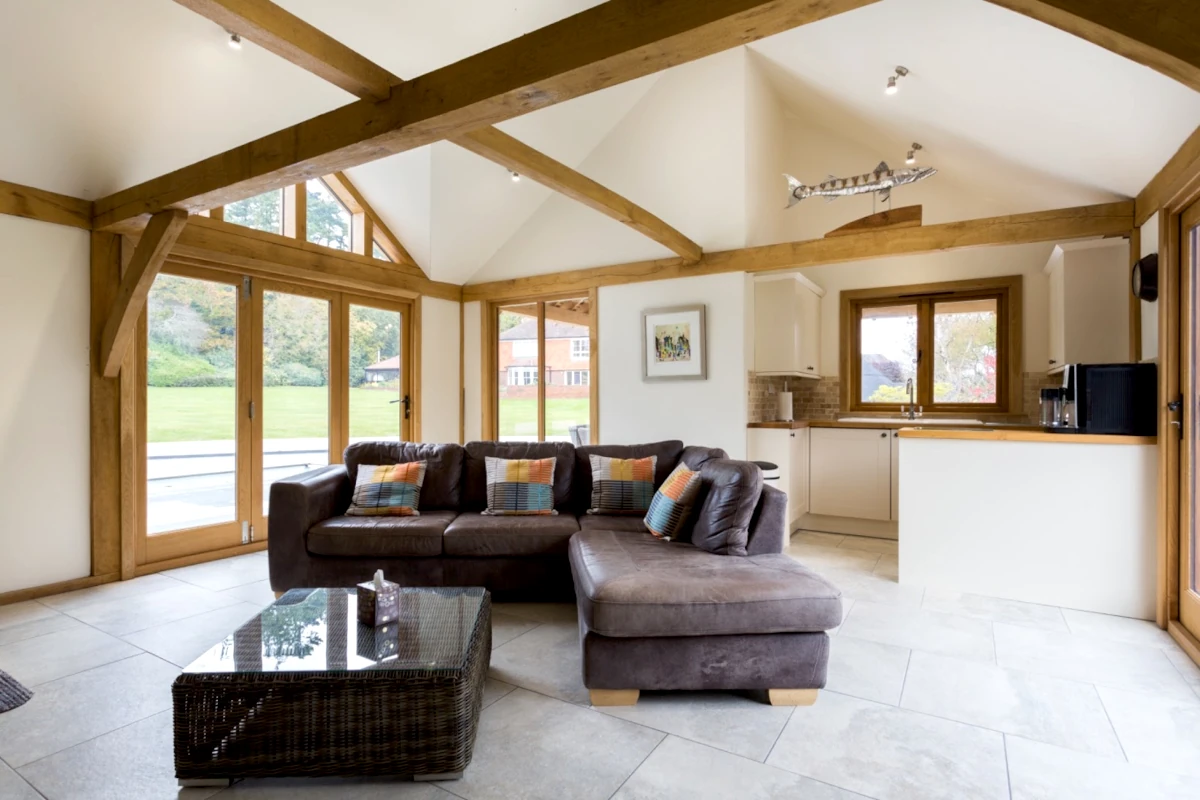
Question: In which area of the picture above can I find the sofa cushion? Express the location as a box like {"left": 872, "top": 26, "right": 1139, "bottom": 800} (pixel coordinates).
{"left": 568, "top": 530, "right": 842, "bottom": 637}
{"left": 307, "top": 511, "right": 456, "bottom": 558}
{"left": 573, "top": 441, "right": 684, "bottom": 511}
{"left": 683, "top": 459, "right": 762, "bottom": 556}
{"left": 344, "top": 442, "right": 464, "bottom": 510}
{"left": 482, "top": 456, "right": 558, "bottom": 516}
{"left": 586, "top": 455, "right": 657, "bottom": 515}
{"left": 444, "top": 512, "right": 581, "bottom": 556}
{"left": 345, "top": 462, "right": 426, "bottom": 517}
{"left": 578, "top": 514, "right": 648, "bottom": 534}
{"left": 464, "top": 441, "right": 575, "bottom": 512}
{"left": 643, "top": 463, "right": 703, "bottom": 540}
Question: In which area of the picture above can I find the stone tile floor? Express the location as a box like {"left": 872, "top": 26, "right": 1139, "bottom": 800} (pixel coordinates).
{"left": 0, "top": 534, "right": 1197, "bottom": 798}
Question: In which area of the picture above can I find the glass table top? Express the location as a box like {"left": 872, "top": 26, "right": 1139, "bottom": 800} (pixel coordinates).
{"left": 183, "top": 587, "right": 487, "bottom": 675}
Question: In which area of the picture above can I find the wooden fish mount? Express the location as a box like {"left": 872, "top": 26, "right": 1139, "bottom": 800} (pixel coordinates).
{"left": 824, "top": 205, "right": 923, "bottom": 238}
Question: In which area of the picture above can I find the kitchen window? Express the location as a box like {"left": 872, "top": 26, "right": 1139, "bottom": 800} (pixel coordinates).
{"left": 840, "top": 276, "right": 1022, "bottom": 414}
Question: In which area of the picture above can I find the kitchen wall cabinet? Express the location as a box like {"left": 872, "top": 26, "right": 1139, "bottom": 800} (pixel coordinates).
{"left": 809, "top": 428, "right": 892, "bottom": 521}
{"left": 754, "top": 274, "right": 824, "bottom": 378}
{"left": 747, "top": 427, "right": 809, "bottom": 527}
{"left": 1043, "top": 239, "right": 1130, "bottom": 373}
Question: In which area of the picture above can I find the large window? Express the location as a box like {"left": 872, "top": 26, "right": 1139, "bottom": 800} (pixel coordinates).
{"left": 841, "top": 277, "right": 1021, "bottom": 414}
{"left": 307, "top": 178, "right": 352, "bottom": 251}
{"left": 224, "top": 189, "right": 284, "bottom": 235}
{"left": 493, "top": 297, "right": 594, "bottom": 443}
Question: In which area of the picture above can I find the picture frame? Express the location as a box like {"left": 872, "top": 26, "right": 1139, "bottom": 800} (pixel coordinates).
{"left": 641, "top": 304, "right": 707, "bottom": 382}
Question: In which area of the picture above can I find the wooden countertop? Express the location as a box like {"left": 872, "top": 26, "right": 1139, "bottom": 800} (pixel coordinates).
{"left": 898, "top": 428, "right": 1156, "bottom": 445}
{"left": 746, "top": 421, "right": 809, "bottom": 429}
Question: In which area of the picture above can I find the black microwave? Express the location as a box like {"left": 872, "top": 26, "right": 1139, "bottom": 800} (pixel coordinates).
{"left": 1054, "top": 363, "right": 1157, "bottom": 436}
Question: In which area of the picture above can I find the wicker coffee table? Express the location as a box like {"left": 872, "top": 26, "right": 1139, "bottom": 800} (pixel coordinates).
{"left": 173, "top": 586, "right": 491, "bottom": 786}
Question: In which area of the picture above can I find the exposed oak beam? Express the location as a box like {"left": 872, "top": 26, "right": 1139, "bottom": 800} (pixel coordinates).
{"left": 825, "top": 205, "right": 922, "bottom": 238}
{"left": 1135, "top": 125, "right": 1200, "bottom": 226}
{"left": 172, "top": 0, "right": 395, "bottom": 100}
{"left": 986, "top": 1, "right": 1200, "bottom": 93}
{"left": 454, "top": 127, "right": 702, "bottom": 262}
{"left": 94, "top": 0, "right": 878, "bottom": 232}
{"left": 462, "top": 202, "right": 1134, "bottom": 302}
{"left": 1, "top": 179, "right": 93, "bottom": 230}
{"left": 99, "top": 210, "right": 189, "bottom": 378}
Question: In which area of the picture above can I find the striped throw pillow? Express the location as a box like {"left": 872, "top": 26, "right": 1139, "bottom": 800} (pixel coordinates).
{"left": 345, "top": 462, "right": 426, "bottom": 516}
{"left": 482, "top": 456, "right": 557, "bottom": 516}
{"left": 643, "top": 463, "right": 702, "bottom": 540}
{"left": 587, "top": 455, "right": 657, "bottom": 515}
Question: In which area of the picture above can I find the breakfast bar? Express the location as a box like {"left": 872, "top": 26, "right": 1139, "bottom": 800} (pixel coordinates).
{"left": 897, "top": 428, "right": 1158, "bottom": 619}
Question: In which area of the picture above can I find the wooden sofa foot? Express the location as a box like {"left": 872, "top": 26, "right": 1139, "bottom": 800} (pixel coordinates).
{"left": 590, "top": 689, "right": 639, "bottom": 706}
{"left": 273, "top": 591, "right": 285, "bottom": 599}
{"left": 768, "top": 689, "right": 818, "bottom": 706}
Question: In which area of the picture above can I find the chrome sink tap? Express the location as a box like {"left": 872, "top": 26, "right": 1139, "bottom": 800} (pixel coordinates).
{"left": 901, "top": 378, "right": 922, "bottom": 421}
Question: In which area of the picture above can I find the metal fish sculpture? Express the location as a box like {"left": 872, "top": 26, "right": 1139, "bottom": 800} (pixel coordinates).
{"left": 785, "top": 162, "right": 936, "bottom": 208}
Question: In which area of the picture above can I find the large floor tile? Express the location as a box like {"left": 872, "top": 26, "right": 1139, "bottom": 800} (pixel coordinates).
{"left": 828, "top": 598, "right": 855, "bottom": 636}
{"left": 121, "top": 602, "right": 264, "bottom": 667}
{"left": 874, "top": 554, "right": 899, "bottom": 580}
{"left": 491, "top": 602, "right": 577, "bottom": 625}
{"left": 1061, "top": 608, "right": 1176, "bottom": 649}
{"left": 766, "top": 691, "right": 1009, "bottom": 800}
{"left": 489, "top": 610, "right": 539, "bottom": 649}
{"left": 0, "top": 653, "right": 178, "bottom": 767}
{"left": 822, "top": 568, "right": 924, "bottom": 608}
{"left": 789, "top": 543, "right": 881, "bottom": 573}
{"left": 18, "top": 710, "right": 220, "bottom": 800}
{"left": 1097, "top": 685, "right": 1200, "bottom": 777}
{"left": 838, "top": 535, "right": 898, "bottom": 555}
{"left": 163, "top": 553, "right": 269, "bottom": 592}
{"left": 0, "top": 610, "right": 87, "bottom": 647}
{"left": 597, "top": 690, "right": 793, "bottom": 762}
{"left": 0, "top": 761, "right": 41, "bottom": 800}
{"left": 439, "top": 688, "right": 663, "bottom": 800}
{"left": 791, "top": 531, "right": 847, "bottom": 548}
{"left": 489, "top": 620, "right": 589, "bottom": 705}
{"left": 1006, "top": 735, "right": 1200, "bottom": 800}
{"left": 218, "top": 777, "right": 457, "bottom": 798}
{"left": 613, "top": 735, "right": 864, "bottom": 799}
{"left": 838, "top": 600, "right": 996, "bottom": 662}
{"left": 922, "top": 588, "right": 1068, "bottom": 631}
{"left": 994, "top": 623, "right": 1193, "bottom": 699}
{"left": 1166, "top": 646, "right": 1200, "bottom": 692}
{"left": 0, "top": 625, "right": 141, "bottom": 686}
{"left": 826, "top": 635, "right": 910, "bottom": 705}
{"left": 0, "top": 600, "right": 59, "bottom": 630}
{"left": 63, "top": 581, "right": 243, "bottom": 636}
{"left": 900, "top": 651, "right": 1123, "bottom": 757}
{"left": 38, "top": 573, "right": 183, "bottom": 612}
{"left": 482, "top": 678, "right": 516, "bottom": 709}
{"left": 219, "top": 579, "right": 278, "bottom": 608}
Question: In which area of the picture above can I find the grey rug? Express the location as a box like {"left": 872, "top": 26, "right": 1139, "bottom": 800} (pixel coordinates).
{"left": 0, "top": 670, "right": 31, "bottom": 713}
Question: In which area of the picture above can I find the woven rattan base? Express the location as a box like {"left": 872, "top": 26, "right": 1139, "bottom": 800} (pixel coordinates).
{"left": 173, "top": 588, "right": 491, "bottom": 781}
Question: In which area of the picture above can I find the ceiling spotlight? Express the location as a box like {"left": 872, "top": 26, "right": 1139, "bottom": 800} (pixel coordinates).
{"left": 510, "top": 171, "right": 520, "bottom": 183}
{"left": 885, "top": 65, "right": 909, "bottom": 95}
{"left": 906, "top": 142, "right": 923, "bottom": 165}
{"left": 227, "top": 32, "right": 242, "bottom": 50}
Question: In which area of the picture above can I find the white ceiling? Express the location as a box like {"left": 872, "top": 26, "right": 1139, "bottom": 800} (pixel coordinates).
{"left": 2, "top": 0, "right": 1199, "bottom": 284}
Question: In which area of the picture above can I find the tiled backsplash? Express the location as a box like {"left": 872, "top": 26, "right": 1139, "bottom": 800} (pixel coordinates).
{"left": 749, "top": 371, "right": 1060, "bottom": 425}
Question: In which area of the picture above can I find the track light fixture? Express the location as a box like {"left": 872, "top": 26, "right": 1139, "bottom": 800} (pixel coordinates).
{"left": 906, "top": 142, "right": 923, "bottom": 165}
{"left": 227, "top": 32, "right": 242, "bottom": 50}
{"left": 510, "top": 171, "right": 521, "bottom": 183}
{"left": 885, "top": 65, "right": 908, "bottom": 95}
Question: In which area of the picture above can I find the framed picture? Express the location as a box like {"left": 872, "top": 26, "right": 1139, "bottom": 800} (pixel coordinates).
{"left": 642, "top": 304, "right": 707, "bottom": 382}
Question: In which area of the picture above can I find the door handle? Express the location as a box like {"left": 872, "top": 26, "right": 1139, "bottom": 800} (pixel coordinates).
{"left": 402, "top": 395, "right": 411, "bottom": 420}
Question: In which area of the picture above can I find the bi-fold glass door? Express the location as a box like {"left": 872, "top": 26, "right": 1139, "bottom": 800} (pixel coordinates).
{"left": 1181, "top": 201, "right": 1200, "bottom": 639}
{"left": 140, "top": 267, "right": 412, "bottom": 566}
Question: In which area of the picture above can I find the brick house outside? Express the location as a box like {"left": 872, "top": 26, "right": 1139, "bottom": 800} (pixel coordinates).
{"left": 498, "top": 319, "right": 590, "bottom": 400}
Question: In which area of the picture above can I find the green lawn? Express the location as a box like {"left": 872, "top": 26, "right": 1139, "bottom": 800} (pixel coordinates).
{"left": 147, "top": 387, "right": 589, "bottom": 442}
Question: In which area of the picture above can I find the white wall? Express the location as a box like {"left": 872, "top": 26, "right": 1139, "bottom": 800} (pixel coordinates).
{"left": 599, "top": 272, "right": 749, "bottom": 458}
{"left": 796, "top": 243, "right": 1057, "bottom": 376}
{"left": 1140, "top": 212, "right": 1160, "bottom": 362}
{"left": 0, "top": 217, "right": 91, "bottom": 593}
{"left": 418, "top": 297, "right": 461, "bottom": 443}
{"left": 462, "top": 301, "right": 483, "bottom": 442}
{"left": 744, "top": 53, "right": 785, "bottom": 247}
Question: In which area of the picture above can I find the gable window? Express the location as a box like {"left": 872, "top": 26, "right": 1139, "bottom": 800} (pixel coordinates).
{"left": 571, "top": 338, "right": 589, "bottom": 360}
{"left": 372, "top": 241, "right": 390, "bottom": 261}
{"left": 224, "top": 189, "right": 284, "bottom": 235}
{"left": 841, "top": 276, "right": 1021, "bottom": 414}
{"left": 306, "top": 178, "right": 352, "bottom": 251}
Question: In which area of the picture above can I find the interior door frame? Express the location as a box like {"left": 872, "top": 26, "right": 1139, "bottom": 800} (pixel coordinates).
{"left": 136, "top": 263, "right": 252, "bottom": 566}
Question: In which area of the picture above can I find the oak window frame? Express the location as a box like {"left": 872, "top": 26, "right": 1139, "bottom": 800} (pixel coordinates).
{"left": 839, "top": 276, "right": 1023, "bottom": 416}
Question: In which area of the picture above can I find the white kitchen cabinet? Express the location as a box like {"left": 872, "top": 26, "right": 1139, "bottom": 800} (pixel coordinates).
{"left": 809, "top": 428, "right": 892, "bottom": 521}
{"left": 747, "top": 427, "right": 809, "bottom": 528}
{"left": 1044, "top": 239, "right": 1130, "bottom": 373}
{"left": 890, "top": 430, "right": 900, "bottom": 521}
{"left": 754, "top": 274, "right": 824, "bottom": 378}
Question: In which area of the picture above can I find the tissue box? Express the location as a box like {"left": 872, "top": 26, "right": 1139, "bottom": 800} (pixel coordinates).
{"left": 356, "top": 620, "right": 400, "bottom": 662}
{"left": 356, "top": 578, "right": 400, "bottom": 627}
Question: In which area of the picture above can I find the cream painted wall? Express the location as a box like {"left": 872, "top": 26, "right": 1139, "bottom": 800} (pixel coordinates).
{"left": 599, "top": 272, "right": 749, "bottom": 458}
{"left": 419, "top": 297, "right": 461, "bottom": 443}
{"left": 796, "top": 243, "right": 1058, "bottom": 377}
{"left": 462, "top": 301, "right": 483, "bottom": 442}
{"left": 744, "top": 53, "right": 785, "bottom": 247}
{"left": 1140, "top": 212, "right": 1160, "bottom": 362}
{"left": 0, "top": 217, "right": 91, "bottom": 593}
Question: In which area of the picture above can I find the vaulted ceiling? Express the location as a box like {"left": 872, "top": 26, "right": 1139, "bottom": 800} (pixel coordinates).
{"left": 2, "top": 0, "right": 1198, "bottom": 285}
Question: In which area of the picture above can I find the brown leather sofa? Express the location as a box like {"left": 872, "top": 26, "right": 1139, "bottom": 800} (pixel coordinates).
{"left": 268, "top": 439, "right": 842, "bottom": 706}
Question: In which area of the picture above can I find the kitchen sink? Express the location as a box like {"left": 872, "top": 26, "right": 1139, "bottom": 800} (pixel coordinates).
{"left": 837, "top": 417, "right": 984, "bottom": 425}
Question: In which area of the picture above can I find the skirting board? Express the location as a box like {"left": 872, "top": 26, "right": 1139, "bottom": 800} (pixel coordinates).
{"left": 796, "top": 514, "right": 898, "bottom": 540}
